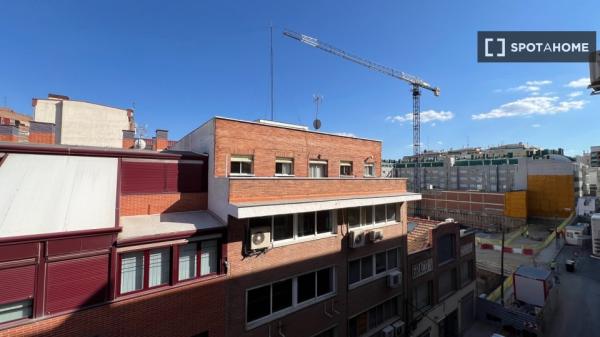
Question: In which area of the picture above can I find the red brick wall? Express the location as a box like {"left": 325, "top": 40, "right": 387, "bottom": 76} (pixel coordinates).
{"left": 225, "top": 203, "right": 408, "bottom": 337}
{"left": 0, "top": 134, "right": 16, "bottom": 142}
{"left": 214, "top": 118, "right": 382, "bottom": 178}
{"left": 0, "top": 276, "right": 226, "bottom": 337}
{"left": 29, "top": 133, "right": 55, "bottom": 144}
{"left": 122, "top": 138, "right": 135, "bottom": 149}
{"left": 120, "top": 192, "right": 207, "bottom": 216}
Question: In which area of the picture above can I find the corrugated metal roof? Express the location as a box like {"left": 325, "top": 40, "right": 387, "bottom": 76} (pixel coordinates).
{"left": 0, "top": 153, "right": 117, "bottom": 237}
{"left": 119, "top": 211, "right": 225, "bottom": 241}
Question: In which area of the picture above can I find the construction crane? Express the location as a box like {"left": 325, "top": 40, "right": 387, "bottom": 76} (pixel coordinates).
{"left": 283, "top": 30, "right": 440, "bottom": 195}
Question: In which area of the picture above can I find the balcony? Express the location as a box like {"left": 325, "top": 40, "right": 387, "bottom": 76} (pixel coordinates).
{"left": 219, "top": 177, "right": 420, "bottom": 219}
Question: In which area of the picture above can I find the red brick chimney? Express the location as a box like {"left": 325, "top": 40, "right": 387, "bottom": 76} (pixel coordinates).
{"left": 153, "top": 129, "right": 169, "bottom": 151}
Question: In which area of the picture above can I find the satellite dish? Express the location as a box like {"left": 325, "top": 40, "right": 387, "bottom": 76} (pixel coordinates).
{"left": 134, "top": 138, "right": 146, "bottom": 150}
{"left": 313, "top": 118, "right": 322, "bottom": 130}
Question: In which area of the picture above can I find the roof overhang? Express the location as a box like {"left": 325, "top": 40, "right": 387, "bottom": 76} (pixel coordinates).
{"left": 229, "top": 192, "right": 421, "bottom": 219}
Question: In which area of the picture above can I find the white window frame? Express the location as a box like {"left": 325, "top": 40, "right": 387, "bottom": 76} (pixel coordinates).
{"left": 270, "top": 211, "right": 337, "bottom": 247}
{"left": 309, "top": 160, "right": 328, "bottom": 178}
{"left": 230, "top": 155, "right": 254, "bottom": 176}
{"left": 348, "top": 203, "right": 400, "bottom": 231}
{"left": 364, "top": 163, "right": 375, "bottom": 177}
{"left": 339, "top": 161, "right": 353, "bottom": 177}
{"left": 246, "top": 266, "right": 337, "bottom": 329}
{"left": 275, "top": 157, "right": 294, "bottom": 176}
{"left": 348, "top": 247, "right": 401, "bottom": 289}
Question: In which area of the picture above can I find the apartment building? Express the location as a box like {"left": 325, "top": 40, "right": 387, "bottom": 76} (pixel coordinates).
{"left": 173, "top": 117, "right": 420, "bottom": 337}
{"left": 0, "top": 143, "right": 225, "bottom": 337}
{"left": 0, "top": 116, "right": 421, "bottom": 337}
{"left": 405, "top": 218, "right": 476, "bottom": 337}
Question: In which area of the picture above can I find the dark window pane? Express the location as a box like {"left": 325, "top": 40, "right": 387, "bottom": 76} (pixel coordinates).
{"left": 386, "top": 203, "right": 397, "bottom": 222}
{"left": 387, "top": 249, "right": 398, "bottom": 269}
{"left": 363, "top": 206, "right": 373, "bottom": 226}
{"left": 349, "top": 317, "right": 358, "bottom": 337}
{"left": 272, "top": 279, "right": 293, "bottom": 312}
{"left": 439, "top": 269, "right": 457, "bottom": 298}
{"left": 437, "top": 234, "right": 455, "bottom": 264}
{"left": 241, "top": 162, "right": 252, "bottom": 174}
{"left": 316, "top": 211, "right": 332, "bottom": 234}
{"left": 368, "top": 307, "right": 377, "bottom": 329}
{"left": 375, "top": 252, "right": 387, "bottom": 274}
{"left": 298, "top": 212, "right": 316, "bottom": 237}
{"left": 249, "top": 216, "right": 271, "bottom": 228}
{"left": 361, "top": 256, "right": 373, "bottom": 280}
{"left": 347, "top": 208, "right": 361, "bottom": 228}
{"left": 247, "top": 285, "right": 271, "bottom": 322}
{"left": 297, "top": 272, "right": 316, "bottom": 303}
{"left": 340, "top": 163, "right": 353, "bottom": 176}
{"left": 273, "top": 214, "right": 293, "bottom": 241}
{"left": 375, "top": 205, "right": 386, "bottom": 223}
{"left": 317, "top": 268, "right": 332, "bottom": 296}
{"left": 349, "top": 260, "right": 361, "bottom": 284}
{"left": 230, "top": 161, "right": 241, "bottom": 174}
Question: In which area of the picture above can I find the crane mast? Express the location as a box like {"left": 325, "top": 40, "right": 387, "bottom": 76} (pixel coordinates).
{"left": 283, "top": 30, "right": 440, "bottom": 196}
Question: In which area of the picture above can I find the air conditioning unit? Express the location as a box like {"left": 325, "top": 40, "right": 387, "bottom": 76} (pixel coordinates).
{"left": 381, "top": 325, "right": 394, "bottom": 337}
{"left": 348, "top": 231, "right": 365, "bottom": 248}
{"left": 250, "top": 226, "right": 271, "bottom": 250}
{"left": 445, "top": 218, "right": 455, "bottom": 223}
{"left": 387, "top": 270, "right": 402, "bottom": 288}
{"left": 367, "top": 230, "right": 384, "bottom": 243}
{"left": 392, "top": 321, "right": 405, "bottom": 337}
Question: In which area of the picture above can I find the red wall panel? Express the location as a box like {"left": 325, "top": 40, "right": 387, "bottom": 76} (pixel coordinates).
{"left": 121, "top": 161, "right": 207, "bottom": 194}
{"left": 0, "top": 265, "right": 36, "bottom": 303}
{"left": 47, "top": 235, "right": 113, "bottom": 257}
{"left": 45, "top": 254, "right": 109, "bottom": 314}
{"left": 0, "top": 243, "right": 38, "bottom": 263}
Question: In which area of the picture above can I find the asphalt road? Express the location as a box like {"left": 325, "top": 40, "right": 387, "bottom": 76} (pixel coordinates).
{"left": 545, "top": 246, "right": 600, "bottom": 337}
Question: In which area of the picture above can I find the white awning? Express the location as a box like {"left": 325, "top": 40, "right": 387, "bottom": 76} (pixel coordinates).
{"left": 228, "top": 192, "right": 421, "bottom": 219}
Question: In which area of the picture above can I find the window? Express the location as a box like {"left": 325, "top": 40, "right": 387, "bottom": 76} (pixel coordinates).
{"left": 309, "top": 160, "right": 328, "bottom": 177}
{"left": 439, "top": 268, "right": 457, "bottom": 298}
{"left": 149, "top": 248, "right": 171, "bottom": 287}
{"left": 364, "top": 163, "right": 375, "bottom": 177}
{"left": 460, "top": 260, "right": 474, "bottom": 286}
{"left": 251, "top": 212, "right": 335, "bottom": 246}
{"left": 347, "top": 208, "right": 361, "bottom": 228}
{"left": 275, "top": 158, "right": 294, "bottom": 175}
{"left": 340, "top": 161, "right": 353, "bottom": 176}
{"left": 298, "top": 212, "right": 316, "bottom": 237}
{"left": 0, "top": 299, "right": 32, "bottom": 324}
{"left": 273, "top": 214, "right": 294, "bottom": 241}
{"left": 347, "top": 204, "right": 398, "bottom": 229}
{"left": 413, "top": 281, "right": 432, "bottom": 310}
{"left": 178, "top": 240, "right": 219, "bottom": 281}
{"left": 437, "top": 234, "right": 456, "bottom": 264}
{"left": 120, "top": 251, "right": 145, "bottom": 293}
{"left": 348, "top": 297, "right": 400, "bottom": 337}
{"left": 348, "top": 248, "right": 401, "bottom": 286}
{"left": 230, "top": 155, "right": 253, "bottom": 175}
{"left": 178, "top": 243, "right": 198, "bottom": 281}
{"left": 246, "top": 267, "right": 336, "bottom": 324}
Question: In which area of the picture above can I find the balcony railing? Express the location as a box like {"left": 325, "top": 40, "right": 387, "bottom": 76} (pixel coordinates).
{"left": 227, "top": 177, "right": 408, "bottom": 204}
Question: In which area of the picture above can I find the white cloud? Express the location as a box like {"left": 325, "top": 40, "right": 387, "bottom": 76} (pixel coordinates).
{"left": 531, "top": 123, "right": 541, "bottom": 128}
{"left": 436, "top": 141, "right": 443, "bottom": 145}
{"left": 386, "top": 110, "right": 454, "bottom": 124}
{"left": 504, "top": 80, "right": 552, "bottom": 93}
{"left": 472, "top": 96, "right": 587, "bottom": 120}
{"left": 568, "top": 91, "right": 583, "bottom": 98}
{"left": 565, "top": 78, "right": 590, "bottom": 88}
{"left": 333, "top": 132, "right": 356, "bottom": 138}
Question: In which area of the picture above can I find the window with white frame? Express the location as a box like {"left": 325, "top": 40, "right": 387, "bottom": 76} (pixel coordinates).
{"left": 246, "top": 267, "right": 335, "bottom": 324}
{"left": 348, "top": 296, "right": 401, "bottom": 337}
{"left": 230, "top": 155, "right": 253, "bottom": 175}
{"left": 309, "top": 160, "right": 328, "bottom": 178}
{"left": 364, "top": 163, "right": 375, "bottom": 177}
{"left": 0, "top": 299, "right": 33, "bottom": 324}
{"left": 120, "top": 251, "right": 145, "bottom": 294}
{"left": 120, "top": 248, "right": 171, "bottom": 294}
{"left": 250, "top": 211, "right": 334, "bottom": 245}
{"left": 275, "top": 157, "right": 294, "bottom": 176}
{"left": 348, "top": 247, "right": 401, "bottom": 286}
{"left": 345, "top": 204, "right": 399, "bottom": 229}
{"left": 339, "top": 161, "right": 353, "bottom": 176}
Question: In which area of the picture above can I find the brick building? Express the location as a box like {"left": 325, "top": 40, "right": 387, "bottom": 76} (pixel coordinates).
{"left": 405, "top": 218, "right": 476, "bottom": 337}
{"left": 0, "top": 116, "right": 425, "bottom": 337}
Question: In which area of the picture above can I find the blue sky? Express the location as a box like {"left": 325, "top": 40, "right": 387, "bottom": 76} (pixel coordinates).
{"left": 0, "top": 1, "right": 598, "bottom": 158}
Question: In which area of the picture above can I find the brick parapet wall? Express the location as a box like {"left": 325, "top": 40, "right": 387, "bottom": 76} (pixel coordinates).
{"left": 120, "top": 192, "right": 207, "bottom": 216}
